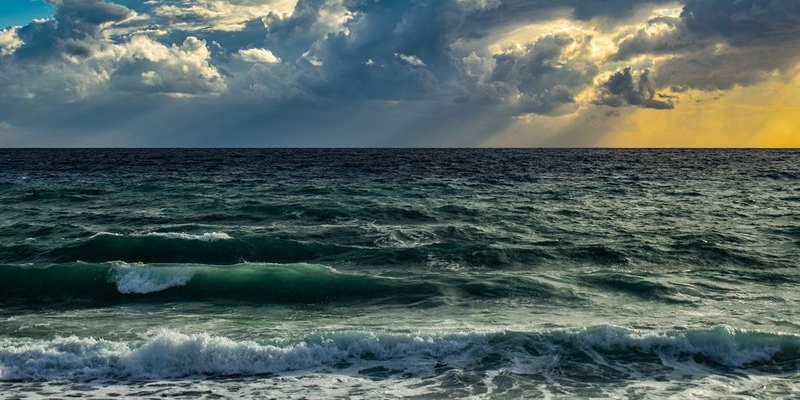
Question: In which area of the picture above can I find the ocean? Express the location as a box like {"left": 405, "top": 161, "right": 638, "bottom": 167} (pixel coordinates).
{"left": 0, "top": 149, "right": 798, "bottom": 398}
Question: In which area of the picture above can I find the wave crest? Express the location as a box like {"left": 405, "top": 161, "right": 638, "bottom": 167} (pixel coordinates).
{"left": 92, "top": 231, "right": 232, "bottom": 242}
{"left": 0, "top": 326, "right": 797, "bottom": 381}
{"left": 111, "top": 262, "right": 193, "bottom": 294}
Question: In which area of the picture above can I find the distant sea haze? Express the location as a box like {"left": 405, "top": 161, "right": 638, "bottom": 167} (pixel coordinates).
{"left": 1, "top": 149, "right": 798, "bottom": 398}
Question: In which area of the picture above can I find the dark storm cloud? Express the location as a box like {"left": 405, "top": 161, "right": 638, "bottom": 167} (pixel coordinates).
{"left": 459, "top": 0, "right": 670, "bottom": 30}
{"left": 259, "top": 0, "right": 449, "bottom": 100}
{"left": 595, "top": 67, "right": 674, "bottom": 109}
{"left": 48, "top": 0, "right": 132, "bottom": 35}
{"left": 611, "top": 0, "right": 800, "bottom": 92}
{"left": 482, "top": 33, "right": 596, "bottom": 115}
{"left": 681, "top": 0, "right": 800, "bottom": 45}
{"left": 571, "top": 0, "right": 673, "bottom": 20}
{"left": 0, "top": 1, "right": 136, "bottom": 107}
{"left": 12, "top": 0, "right": 133, "bottom": 60}
{"left": 612, "top": 15, "right": 693, "bottom": 61}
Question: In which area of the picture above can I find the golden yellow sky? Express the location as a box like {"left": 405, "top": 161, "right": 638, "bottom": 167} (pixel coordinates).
{"left": 594, "top": 69, "right": 800, "bottom": 148}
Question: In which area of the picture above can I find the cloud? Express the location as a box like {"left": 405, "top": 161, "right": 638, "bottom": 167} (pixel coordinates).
{"left": 238, "top": 47, "right": 281, "bottom": 63}
{"left": 612, "top": 15, "right": 691, "bottom": 61}
{"left": 114, "top": 36, "right": 226, "bottom": 96}
{"left": 681, "top": 0, "right": 800, "bottom": 45}
{"left": 571, "top": 0, "right": 673, "bottom": 21}
{"left": 455, "top": 0, "right": 501, "bottom": 13}
{"left": 0, "top": 0, "right": 798, "bottom": 146}
{"left": 0, "top": 27, "right": 23, "bottom": 56}
{"left": 49, "top": 0, "right": 132, "bottom": 34}
{"left": 611, "top": 0, "right": 800, "bottom": 92}
{"left": 395, "top": 53, "right": 426, "bottom": 67}
{"left": 10, "top": 0, "right": 133, "bottom": 61}
{"left": 595, "top": 67, "right": 674, "bottom": 109}
{"left": 147, "top": 0, "right": 297, "bottom": 32}
{"left": 0, "top": 121, "right": 14, "bottom": 133}
{"left": 451, "top": 30, "right": 600, "bottom": 116}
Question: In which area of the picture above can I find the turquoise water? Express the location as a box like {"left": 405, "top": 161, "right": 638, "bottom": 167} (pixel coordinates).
{"left": 1, "top": 149, "right": 798, "bottom": 398}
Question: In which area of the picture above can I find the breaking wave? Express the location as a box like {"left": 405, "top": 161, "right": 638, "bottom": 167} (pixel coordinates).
{"left": 0, "top": 326, "right": 797, "bottom": 381}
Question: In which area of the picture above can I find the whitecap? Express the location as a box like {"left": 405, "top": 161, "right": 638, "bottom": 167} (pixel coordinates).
{"left": 89, "top": 231, "right": 233, "bottom": 242}
{"left": 144, "top": 231, "right": 233, "bottom": 242}
{"left": 89, "top": 231, "right": 123, "bottom": 238}
{"left": 110, "top": 262, "right": 193, "bottom": 294}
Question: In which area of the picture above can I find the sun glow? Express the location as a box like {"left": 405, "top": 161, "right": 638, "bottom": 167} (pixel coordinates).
{"left": 595, "top": 69, "right": 800, "bottom": 147}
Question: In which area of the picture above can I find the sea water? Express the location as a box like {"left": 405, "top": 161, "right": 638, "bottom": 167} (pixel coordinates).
{"left": 0, "top": 149, "right": 798, "bottom": 398}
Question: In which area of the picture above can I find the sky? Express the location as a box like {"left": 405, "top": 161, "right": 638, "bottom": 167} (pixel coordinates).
{"left": 0, "top": 0, "right": 798, "bottom": 147}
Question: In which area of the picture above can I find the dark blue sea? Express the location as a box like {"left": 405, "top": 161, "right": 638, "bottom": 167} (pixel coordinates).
{"left": 1, "top": 149, "right": 798, "bottom": 398}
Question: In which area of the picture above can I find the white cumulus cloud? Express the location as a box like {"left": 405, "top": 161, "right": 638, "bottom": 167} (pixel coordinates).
{"left": 120, "top": 35, "right": 226, "bottom": 96}
{"left": 238, "top": 48, "right": 280, "bottom": 63}
{"left": 395, "top": 53, "right": 426, "bottom": 67}
{"left": 0, "top": 27, "right": 24, "bottom": 56}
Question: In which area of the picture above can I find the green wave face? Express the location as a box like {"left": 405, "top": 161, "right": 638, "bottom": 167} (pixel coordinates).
{"left": 0, "top": 263, "right": 431, "bottom": 304}
{"left": 0, "top": 261, "right": 596, "bottom": 306}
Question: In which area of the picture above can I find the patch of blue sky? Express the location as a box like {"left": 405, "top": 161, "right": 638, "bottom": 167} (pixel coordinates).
{"left": 1, "top": 0, "right": 55, "bottom": 29}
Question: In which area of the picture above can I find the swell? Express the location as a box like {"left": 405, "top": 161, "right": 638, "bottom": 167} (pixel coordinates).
{"left": 3, "top": 262, "right": 785, "bottom": 308}
{"left": 0, "top": 262, "right": 577, "bottom": 306}
{"left": 578, "top": 273, "right": 690, "bottom": 304}
{"left": 28, "top": 231, "right": 631, "bottom": 268}
{"left": 32, "top": 232, "right": 560, "bottom": 267}
{"left": 7, "top": 227, "right": 776, "bottom": 270}
{"left": 0, "top": 325, "right": 797, "bottom": 381}
{"left": 46, "top": 233, "right": 352, "bottom": 265}
{"left": 237, "top": 202, "right": 439, "bottom": 223}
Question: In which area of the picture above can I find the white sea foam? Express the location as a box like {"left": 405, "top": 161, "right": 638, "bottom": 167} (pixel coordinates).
{"left": 0, "top": 374, "right": 438, "bottom": 399}
{"left": 554, "top": 324, "right": 791, "bottom": 367}
{"left": 0, "top": 326, "right": 796, "bottom": 383}
{"left": 0, "top": 330, "right": 479, "bottom": 381}
{"left": 366, "top": 222, "right": 440, "bottom": 249}
{"left": 90, "top": 231, "right": 123, "bottom": 238}
{"left": 144, "top": 231, "right": 233, "bottom": 242}
{"left": 90, "top": 231, "right": 233, "bottom": 242}
{"left": 110, "top": 262, "right": 193, "bottom": 294}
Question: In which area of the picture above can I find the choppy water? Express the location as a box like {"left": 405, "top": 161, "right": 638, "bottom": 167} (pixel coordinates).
{"left": 1, "top": 149, "right": 798, "bottom": 398}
